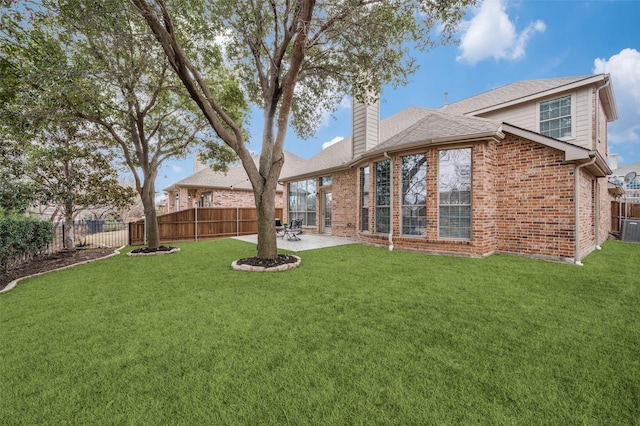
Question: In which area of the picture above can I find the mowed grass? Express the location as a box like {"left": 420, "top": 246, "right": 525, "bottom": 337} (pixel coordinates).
{"left": 1, "top": 239, "right": 639, "bottom": 424}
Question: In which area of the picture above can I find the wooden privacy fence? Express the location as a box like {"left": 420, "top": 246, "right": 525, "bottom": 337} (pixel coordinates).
{"left": 611, "top": 201, "right": 640, "bottom": 234}
{"left": 129, "top": 207, "right": 283, "bottom": 246}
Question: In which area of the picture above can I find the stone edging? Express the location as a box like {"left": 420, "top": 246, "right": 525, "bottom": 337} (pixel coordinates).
{"left": 0, "top": 246, "right": 126, "bottom": 294}
{"left": 126, "top": 247, "right": 181, "bottom": 257}
{"left": 231, "top": 255, "right": 301, "bottom": 272}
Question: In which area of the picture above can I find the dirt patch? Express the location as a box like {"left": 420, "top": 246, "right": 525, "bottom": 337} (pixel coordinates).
{"left": 0, "top": 248, "right": 115, "bottom": 292}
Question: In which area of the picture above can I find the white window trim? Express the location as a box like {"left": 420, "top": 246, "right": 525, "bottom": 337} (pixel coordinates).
{"left": 437, "top": 147, "right": 473, "bottom": 241}
{"left": 536, "top": 92, "right": 576, "bottom": 141}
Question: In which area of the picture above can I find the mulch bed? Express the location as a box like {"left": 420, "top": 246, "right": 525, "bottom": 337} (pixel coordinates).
{"left": 0, "top": 248, "right": 115, "bottom": 291}
{"left": 235, "top": 254, "right": 299, "bottom": 269}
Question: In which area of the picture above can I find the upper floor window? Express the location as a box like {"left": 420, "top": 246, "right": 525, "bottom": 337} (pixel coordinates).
{"left": 401, "top": 154, "right": 427, "bottom": 236}
{"left": 540, "top": 95, "right": 572, "bottom": 139}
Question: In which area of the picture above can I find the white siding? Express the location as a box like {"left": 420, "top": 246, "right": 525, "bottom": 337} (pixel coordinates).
{"left": 352, "top": 101, "right": 379, "bottom": 157}
{"left": 475, "top": 87, "right": 594, "bottom": 149}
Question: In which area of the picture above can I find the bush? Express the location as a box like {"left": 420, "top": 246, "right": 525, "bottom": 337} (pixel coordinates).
{"left": 0, "top": 213, "right": 53, "bottom": 272}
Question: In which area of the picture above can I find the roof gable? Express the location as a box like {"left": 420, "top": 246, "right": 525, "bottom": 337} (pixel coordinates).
{"left": 440, "top": 75, "right": 611, "bottom": 117}
{"left": 366, "top": 110, "right": 502, "bottom": 156}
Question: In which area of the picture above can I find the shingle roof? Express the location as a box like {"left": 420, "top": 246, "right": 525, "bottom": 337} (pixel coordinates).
{"left": 440, "top": 75, "right": 595, "bottom": 115}
{"left": 366, "top": 110, "right": 501, "bottom": 156}
{"left": 612, "top": 161, "right": 640, "bottom": 176}
{"left": 165, "top": 151, "right": 306, "bottom": 192}
{"left": 281, "top": 106, "right": 433, "bottom": 179}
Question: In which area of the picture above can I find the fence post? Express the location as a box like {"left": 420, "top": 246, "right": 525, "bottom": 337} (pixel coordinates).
{"left": 195, "top": 204, "right": 198, "bottom": 241}
{"left": 143, "top": 218, "right": 147, "bottom": 246}
{"left": 236, "top": 207, "right": 239, "bottom": 236}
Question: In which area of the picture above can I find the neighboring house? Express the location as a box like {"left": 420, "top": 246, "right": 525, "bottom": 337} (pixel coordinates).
{"left": 163, "top": 152, "right": 306, "bottom": 213}
{"left": 281, "top": 74, "right": 619, "bottom": 264}
{"left": 609, "top": 157, "right": 640, "bottom": 203}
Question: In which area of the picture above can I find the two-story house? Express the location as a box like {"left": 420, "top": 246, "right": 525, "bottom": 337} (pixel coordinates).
{"left": 280, "top": 74, "right": 619, "bottom": 264}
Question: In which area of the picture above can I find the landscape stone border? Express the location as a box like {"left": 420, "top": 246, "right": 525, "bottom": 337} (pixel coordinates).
{"left": 231, "top": 255, "right": 301, "bottom": 272}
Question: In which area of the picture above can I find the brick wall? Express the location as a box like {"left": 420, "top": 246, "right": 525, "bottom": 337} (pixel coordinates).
{"left": 166, "top": 188, "right": 283, "bottom": 212}
{"left": 493, "top": 133, "right": 575, "bottom": 260}
{"left": 283, "top": 133, "right": 609, "bottom": 262}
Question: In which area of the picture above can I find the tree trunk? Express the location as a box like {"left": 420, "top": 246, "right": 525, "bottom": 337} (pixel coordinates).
{"left": 255, "top": 182, "right": 278, "bottom": 259}
{"left": 63, "top": 201, "right": 75, "bottom": 250}
{"left": 140, "top": 176, "right": 160, "bottom": 249}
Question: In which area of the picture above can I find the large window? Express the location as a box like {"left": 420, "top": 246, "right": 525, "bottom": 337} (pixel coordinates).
{"left": 401, "top": 154, "right": 427, "bottom": 236}
{"left": 288, "top": 179, "right": 316, "bottom": 226}
{"left": 540, "top": 95, "right": 572, "bottom": 139}
{"left": 439, "top": 148, "right": 471, "bottom": 239}
{"left": 361, "top": 166, "right": 369, "bottom": 231}
{"left": 375, "top": 160, "right": 390, "bottom": 233}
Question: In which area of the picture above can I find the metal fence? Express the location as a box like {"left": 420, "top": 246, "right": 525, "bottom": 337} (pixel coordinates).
{"left": 48, "top": 220, "right": 129, "bottom": 253}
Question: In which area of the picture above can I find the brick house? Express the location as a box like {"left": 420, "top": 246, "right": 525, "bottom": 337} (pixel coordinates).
{"left": 281, "top": 74, "right": 619, "bottom": 264}
{"left": 163, "top": 152, "right": 305, "bottom": 213}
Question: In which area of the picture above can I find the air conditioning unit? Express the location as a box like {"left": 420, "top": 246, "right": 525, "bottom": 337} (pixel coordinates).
{"left": 621, "top": 219, "right": 640, "bottom": 243}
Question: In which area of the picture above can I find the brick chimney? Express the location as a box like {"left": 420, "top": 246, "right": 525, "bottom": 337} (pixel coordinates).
{"left": 352, "top": 96, "right": 380, "bottom": 158}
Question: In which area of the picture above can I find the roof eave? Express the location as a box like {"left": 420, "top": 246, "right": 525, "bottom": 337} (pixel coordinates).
{"left": 466, "top": 75, "right": 609, "bottom": 116}
{"left": 356, "top": 130, "right": 505, "bottom": 160}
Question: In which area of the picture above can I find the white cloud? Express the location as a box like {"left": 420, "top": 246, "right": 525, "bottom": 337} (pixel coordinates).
{"left": 171, "top": 165, "right": 183, "bottom": 173}
{"left": 594, "top": 48, "right": 640, "bottom": 144}
{"left": 457, "top": 0, "right": 545, "bottom": 65}
{"left": 322, "top": 136, "right": 344, "bottom": 150}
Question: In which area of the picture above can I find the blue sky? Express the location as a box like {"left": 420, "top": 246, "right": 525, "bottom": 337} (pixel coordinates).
{"left": 156, "top": 0, "right": 640, "bottom": 195}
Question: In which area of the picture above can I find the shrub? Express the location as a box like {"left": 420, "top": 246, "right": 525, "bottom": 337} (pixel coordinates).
{"left": 0, "top": 212, "right": 54, "bottom": 272}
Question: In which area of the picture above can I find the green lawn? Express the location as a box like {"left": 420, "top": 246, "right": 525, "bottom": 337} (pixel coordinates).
{"left": 1, "top": 239, "right": 639, "bottom": 424}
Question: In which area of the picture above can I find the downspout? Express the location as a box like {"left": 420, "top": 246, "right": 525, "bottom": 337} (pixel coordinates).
{"left": 593, "top": 77, "right": 610, "bottom": 251}
{"left": 595, "top": 177, "right": 601, "bottom": 251}
{"left": 384, "top": 151, "right": 394, "bottom": 251}
{"left": 574, "top": 153, "right": 597, "bottom": 266}
{"left": 594, "top": 77, "right": 610, "bottom": 149}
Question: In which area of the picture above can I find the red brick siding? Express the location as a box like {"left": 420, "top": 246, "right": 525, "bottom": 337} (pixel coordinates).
{"left": 493, "top": 134, "right": 576, "bottom": 259}
{"left": 166, "top": 188, "right": 283, "bottom": 211}
{"left": 330, "top": 170, "right": 359, "bottom": 237}
{"left": 283, "top": 133, "right": 610, "bottom": 262}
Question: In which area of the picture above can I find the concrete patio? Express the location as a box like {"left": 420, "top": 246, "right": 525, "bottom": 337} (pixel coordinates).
{"left": 232, "top": 233, "right": 357, "bottom": 252}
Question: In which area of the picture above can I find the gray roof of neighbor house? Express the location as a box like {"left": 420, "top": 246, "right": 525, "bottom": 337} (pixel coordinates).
{"left": 612, "top": 161, "right": 640, "bottom": 177}
{"left": 165, "top": 151, "right": 306, "bottom": 192}
{"left": 440, "top": 74, "right": 617, "bottom": 119}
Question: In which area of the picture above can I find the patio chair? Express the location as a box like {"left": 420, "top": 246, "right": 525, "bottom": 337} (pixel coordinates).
{"left": 275, "top": 218, "right": 285, "bottom": 238}
{"left": 283, "top": 218, "right": 303, "bottom": 241}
